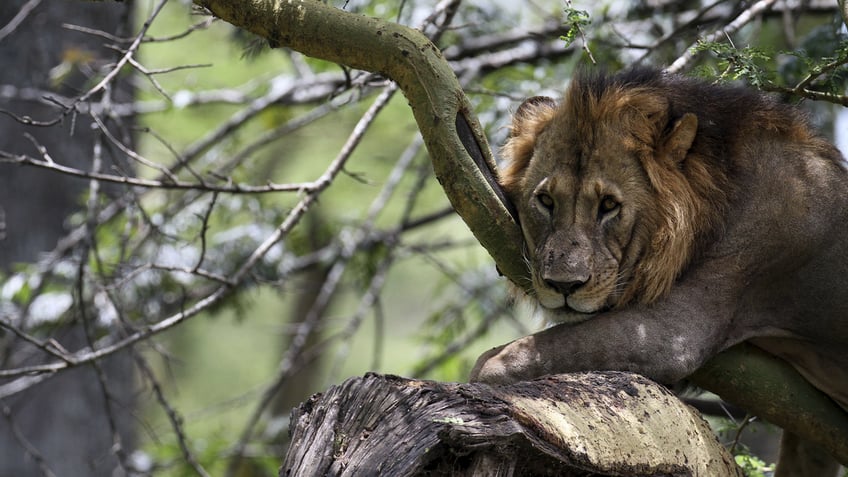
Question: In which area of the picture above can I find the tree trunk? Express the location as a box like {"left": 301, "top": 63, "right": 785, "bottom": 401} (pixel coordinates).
{"left": 281, "top": 372, "right": 741, "bottom": 476}
{"left": 0, "top": 3, "right": 136, "bottom": 476}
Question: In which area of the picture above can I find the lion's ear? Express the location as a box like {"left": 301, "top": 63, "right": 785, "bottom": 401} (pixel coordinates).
{"left": 616, "top": 91, "right": 670, "bottom": 145}
{"left": 662, "top": 113, "right": 698, "bottom": 164}
{"left": 499, "top": 96, "right": 558, "bottom": 193}
{"left": 510, "top": 96, "right": 557, "bottom": 136}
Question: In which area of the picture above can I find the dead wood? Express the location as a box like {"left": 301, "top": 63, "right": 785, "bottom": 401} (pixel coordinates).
{"left": 281, "top": 372, "right": 741, "bottom": 476}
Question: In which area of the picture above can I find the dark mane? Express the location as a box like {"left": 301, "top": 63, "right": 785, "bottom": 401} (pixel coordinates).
{"left": 554, "top": 67, "right": 842, "bottom": 302}
{"left": 571, "top": 67, "right": 822, "bottom": 173}
{"left": 499, "top": 68, "right": 841, "bottom": 304}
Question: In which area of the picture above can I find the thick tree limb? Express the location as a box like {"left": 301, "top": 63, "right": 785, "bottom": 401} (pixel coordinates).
{"left": 691, "top": 343, "right": 848, "bottom": 464}
{"left": 194, "top": 0, "right": 528, "bottom": 287}
{"left": 282, "top": 372, "right": 742, "bottom": 476}
{"left": 192, "top": 0, "right": 848, "bottom": 463}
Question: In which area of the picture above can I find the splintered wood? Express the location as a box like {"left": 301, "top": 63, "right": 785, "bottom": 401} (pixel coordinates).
{"left": 281, "top": 372, "right": 741, "bottom": 476}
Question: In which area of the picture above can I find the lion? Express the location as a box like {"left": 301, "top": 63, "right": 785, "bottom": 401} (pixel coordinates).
{"left": 470, "top": 68, "right": 848, "bottom": 473}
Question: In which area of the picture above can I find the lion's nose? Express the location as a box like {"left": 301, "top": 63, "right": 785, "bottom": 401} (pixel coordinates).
{"left": 544, "top": 278, "right": 589, "bottom": 296}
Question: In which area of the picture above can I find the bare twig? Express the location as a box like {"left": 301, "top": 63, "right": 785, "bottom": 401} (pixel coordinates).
{"left": 0, "top": 401, "right": 57, "bottom": 477}
{"left": 135, "top": 353, "right": 212, "bottom": 477}
{"left": 0, "top": 319, "right": 76, "bottom": 364}
{"left": 667, "top": 0, "right": 778, "bottom": 74}
{"left": 0, "top": 85, "right": 398, "bottom": 397}
{"left": 0, "top": 152, "right": 320, "bottom": 193}
{"left": 222, "top": 83, "right": 399, "bottom": 477}
{"left": 192, "top": 192, "right": 218, "bottom": 273}
{"left": 0, "top": 0, "right": 42, "bottom": 43}
{"left": 76, "top": 0, "right": 167, "bottom": 106}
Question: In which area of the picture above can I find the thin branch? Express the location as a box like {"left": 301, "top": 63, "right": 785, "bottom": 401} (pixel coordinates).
{"left": 223, "top": 83, "right": 399, "bottom": 477}
{"left": 667, "top": 0, "right": 778, "bottom": 74}
{"left": 192, "top": 192, "right": 218, "bottom": 273}
{"left": 0, "top": 319, "right": 77, "bottom": 364}
{"left": 61, "top": 22, "right": 131, "bottom": 43}
{"left": 325, "top": 136, "right": 429, "bottom": 383}
{"left": 441, "top": 19, "right": 570, "bottom": 60}
{"left": 77, "top": 98, "right": 134, "bottom": 474}
{"left": 0, "top": 85, "right": 398, "bottom": 398}
{"left": 327, "top": 247, "right": 397, "bottom": 381}
{"left": 0, "top": 401, "right": 57, "bottom": 477}
{"left": 76, "top": 0, "right": 167, "bottom": 105}
{"left": 630, "top": 0, "right": 727, "bottom": 64}
{"left": 564, "top": 0, "right": 596, "bottom": 64}
{"left": 141, "top": 17, "right": 216, "bottom": 43}
{"left": 0, "top": 152, "right": 318, "bottom": 193}
{"left": 0, "top": 0, "right": 42, "bottom": 42}
{"left": 760, "top": 52, "right": 848, "bottom": 106}
{"left": 91, "top": 113, "right": 180, "bottom": 182}
{"left": 135, "top": 353, "right": 212, "bottom": 477}
{"left": 763, "top": 84, "right": 848, "bottom": 106}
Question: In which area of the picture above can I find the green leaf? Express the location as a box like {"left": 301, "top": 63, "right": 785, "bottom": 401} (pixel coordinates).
{"left": 560, "top": 7, "right": 590, "bottom": 47}
{"left": 733, "top": 454, "right": 770, "bottom": 477}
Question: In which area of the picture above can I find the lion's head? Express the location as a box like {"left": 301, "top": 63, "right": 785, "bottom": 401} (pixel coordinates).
{"left": 500, "top": 69, "right": 731, "bottom": 323}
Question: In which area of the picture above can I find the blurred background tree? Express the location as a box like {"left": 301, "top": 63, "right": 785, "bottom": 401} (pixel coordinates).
{"left": 0, "top": 2, "right": 137, "bottom": 476}
{"left": 0, "top": 0, "right": 845, "bottom": 476}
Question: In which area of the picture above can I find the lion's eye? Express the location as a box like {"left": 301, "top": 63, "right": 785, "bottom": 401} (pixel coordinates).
{"left": 536, "top": 193, "right": 555, "bottom": 211}
{"left": 599, "top": 196, "right": 620, "bottom": 216}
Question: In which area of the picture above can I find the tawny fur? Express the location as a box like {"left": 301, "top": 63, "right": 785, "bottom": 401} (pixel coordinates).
{"left": 474, "top": 67, "right": 848, "bottom": 476}
{"left": 498, "top": 68, "right": 831, "bottom": 309}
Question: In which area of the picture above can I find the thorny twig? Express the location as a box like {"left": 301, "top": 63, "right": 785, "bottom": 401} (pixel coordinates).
{"left": 667, "top": 0, "right": 778, "bottom": 73}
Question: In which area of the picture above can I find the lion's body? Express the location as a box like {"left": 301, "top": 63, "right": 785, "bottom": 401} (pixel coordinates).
{"left": 471, "top": 69, "right": 848, "bottom": 438}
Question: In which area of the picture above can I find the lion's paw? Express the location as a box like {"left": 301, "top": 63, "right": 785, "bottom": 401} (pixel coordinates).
{"left": 469, "top": 339, "right": 541, "bottom": 384}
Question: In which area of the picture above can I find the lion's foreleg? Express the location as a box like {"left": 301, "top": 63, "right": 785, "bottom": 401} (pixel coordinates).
{"left": 469, "top": 296, "right": 734, "bottom": 385}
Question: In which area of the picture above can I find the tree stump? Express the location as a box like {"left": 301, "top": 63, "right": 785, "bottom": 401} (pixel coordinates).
{"left": 281, "top": 372, "right": 741, "bottom": 476}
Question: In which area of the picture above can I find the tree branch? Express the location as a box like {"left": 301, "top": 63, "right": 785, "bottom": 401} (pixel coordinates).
{"left": 0, "top": 150, "right": 326, "bottom": 194}
{"left": 193, "top": 0, "right": 529, "bottom": 290}
{"left": 0, "top": 0, "right": 42, "bottom": 42}
{"left": 667, "top": 0, "right": 778, "bottom": 74}
{"left": 0, "top": 78, "right": 366, "bottom": 396}
{"left": 691, "top": 343, "right": 848, "bottom": 464}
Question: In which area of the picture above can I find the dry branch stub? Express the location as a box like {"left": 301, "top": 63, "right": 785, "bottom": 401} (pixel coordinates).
{"left": 281, "top": 372, "right": 741, "bottom": 476}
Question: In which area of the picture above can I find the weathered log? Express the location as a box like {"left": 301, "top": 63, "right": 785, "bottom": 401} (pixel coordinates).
{"left": 281, "top": 372, "right": 741, "bottom": 476}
